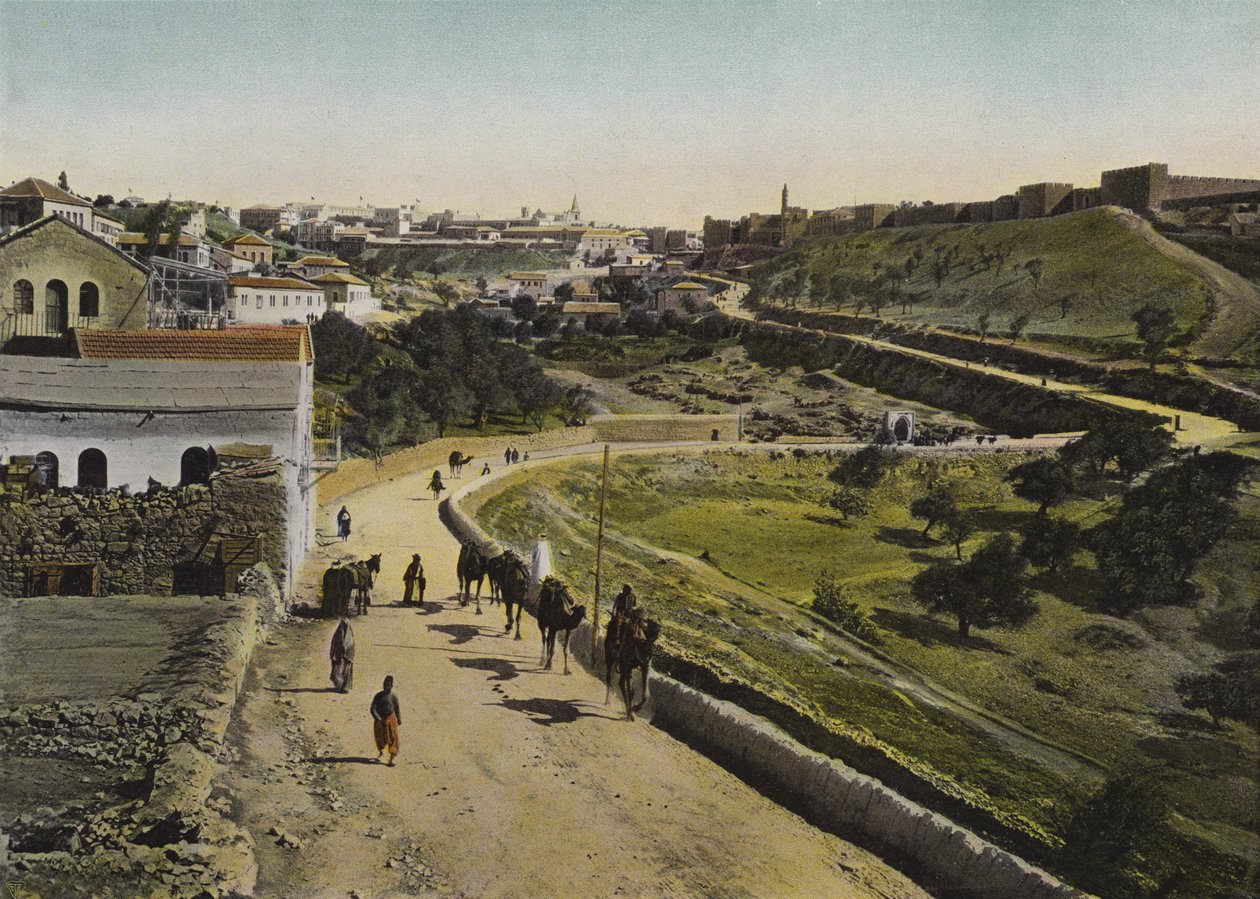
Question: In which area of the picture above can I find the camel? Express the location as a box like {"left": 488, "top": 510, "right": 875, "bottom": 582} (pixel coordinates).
{"left": 491, "top": 551, "right": 529, "bottom": 639}
{"left": 456, "top": 541, "right": 487, "bottom": 614}
{"left": 537, "top": 577, "right": 586, "bottom": 674}
{"left": 449, "top": 451, "right": 475, "bottom": 477}
{"left": 485, "top": 549, "right": 517, "bottom": 605}
{"left": 607, "top": 610, "right": 661, "bottom": 721}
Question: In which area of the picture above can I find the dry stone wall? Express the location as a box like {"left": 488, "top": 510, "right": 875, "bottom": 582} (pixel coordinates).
{"left": 0, "top": 472, "right": 287, "bottom": 597}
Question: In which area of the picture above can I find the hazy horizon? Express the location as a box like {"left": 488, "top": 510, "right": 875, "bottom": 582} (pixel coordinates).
{"left": 3, "top": 1, "right": 1257, "bottom": 228}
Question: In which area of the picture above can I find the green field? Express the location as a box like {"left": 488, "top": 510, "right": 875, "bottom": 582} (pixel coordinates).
{"left": 469, "top": 448, "right": 1259, "bottom": 894}
{"left": 756, "top": 207, "right": 1216, "bottom": 357}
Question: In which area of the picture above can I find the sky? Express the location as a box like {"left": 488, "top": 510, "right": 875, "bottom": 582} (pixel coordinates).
{"left": 2, "top": 1, "right": 1258, "bottom": 228}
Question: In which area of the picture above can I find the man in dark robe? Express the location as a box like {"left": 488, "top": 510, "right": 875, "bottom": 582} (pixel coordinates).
{"left": 330, "top": 619, "right": 354, "bottom": 693}
{"left": 402, "top": 554, "right": 424, "bottom": 605}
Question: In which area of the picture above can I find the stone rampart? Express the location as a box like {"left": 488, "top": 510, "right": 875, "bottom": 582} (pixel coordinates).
{"left": 441, "top": 471, "right": 1086, "bottom": 899}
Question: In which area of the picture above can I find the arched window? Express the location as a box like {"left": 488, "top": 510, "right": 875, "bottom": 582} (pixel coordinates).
{"left": 77, "top": 448, "right": 107, "bottom": 489}
{"left": 34, "top": 451, "right": 59, "bottom": 489}
{"left": 180, "top": 447, "right": 211, "bottom": 485}
{"left": 14, "top": 279, "right": 34, "bottom": 314}
{"left": 79, "top": 282, "right": 100, "bottom": 318}
{"left": 45, "top": 279, "right": 69, "bottom": 333}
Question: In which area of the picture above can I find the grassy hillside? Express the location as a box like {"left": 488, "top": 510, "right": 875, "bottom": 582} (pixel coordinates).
{"left": 470, "top": 448, "right": 1260, "bottom": 895}
{"left": 754, "top": 207, "right": 1219, "bottom": 357}
{"left": 357, "top": 245, "right": 569, "bottom": 278}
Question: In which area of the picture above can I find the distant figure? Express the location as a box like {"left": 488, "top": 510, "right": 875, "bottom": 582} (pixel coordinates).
{"left": 481, "top": 462, "right": 491, "bottom": 476}
{"left": 523, "top": 452, "right": 530, "bottom": 462}
{"left": 402, "top": 553, "right": 424, "bottom": 605}
{"left": 504, "top": 447, "right": 512, "bottom": 466}
{"left": 337, "top": 506, "right": 352, "bottom": 542}
{"left": 329, "top": 619, "right": 354, "bottom": 693}
{"left": 370, "top": 675, "right": 401, "bottom": 765}
{"left": 529, "top": 531, "right": 552, "bottom": 601}
{"left": 511, "top": 447, "right": 520, "bottom": 464}
{"left": 429, "top": 470, "right": 445, "bottom": 501}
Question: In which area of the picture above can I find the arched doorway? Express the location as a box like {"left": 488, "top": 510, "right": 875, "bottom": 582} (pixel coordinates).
{"left": 34, "top": 451, "right": 59, "bottom": 489}
{"left": 893, "top": 416, "right": 911, "bottom": 442}
{"left": 45, "top": 279, "right": 69, "bottom": 333}
{"left": 77, "top": 448, "right": 107, "bottom": 489}
{"left": 180, "top": 447, "right": 211, "bottom": 485}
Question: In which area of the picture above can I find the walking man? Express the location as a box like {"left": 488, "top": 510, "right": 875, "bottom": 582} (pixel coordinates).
{"left": 336, "top": 505, "right": 352, "bottom": 542}
{"left": 429, "top": 470, "right": 445, "bottom": 501}
{"left": 510, "top": 447, "right": 520, "bottom": 464}
{"left": 504, "top": 447, "right": 512, "bottom": 466}
{"left": 371, "top": 675, "right": 401, "bottom": 766}
{"left": 402, "top": 553, "right": 424, "bottom": 606}
{"left": 329, "top": 618, "right": 354, "bottom": 693}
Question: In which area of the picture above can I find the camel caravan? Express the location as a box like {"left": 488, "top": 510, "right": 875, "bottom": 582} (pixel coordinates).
{"left": 316, "top": 451, "right": 662, "bottom": 720}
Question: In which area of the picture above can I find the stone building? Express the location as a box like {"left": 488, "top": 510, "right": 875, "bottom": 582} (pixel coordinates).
{"left": 507, "top": 271, "right": 548, "bottom": 300}
{"left": 291, "top": 256, "right": 349, "bottom": 279}
{"left": 222, "top": 233, "right": 273, "bottom": 268}
{"left": 115, "top": 232, "right": 213, "bottom": 269}
{"left": 227, "top": 276, "right": 326, "bottom": 324}
{"left": 852, "top": 204, "right": 896, "bottom": 231}
{"left": 0, "top": 327, "right": 315, "bottom": 597}
{"left": 0, "top": 215, "right": 149, "bottom": 347}
{"left": 559, "top": 301, "right": 620, "bottom": 329}
{"left": 310, "top": 271, "right": 379, "bottom": 321}
{"left": 239, "top": 206, "right": 284, "bottom": 233}
{"left": 653, "top": 281, "right": 709, "bottom": 314}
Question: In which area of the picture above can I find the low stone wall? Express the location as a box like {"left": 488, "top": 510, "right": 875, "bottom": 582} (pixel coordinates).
{"left": 0, "top": 568, "right": 279, "bottom": 896}
{"left": 588, "top": 413, "right": 738, "bottom": 443}
{"left": 0, "top": 471, "right": 287, "bottom": 598}
{"left": 314, "top": 425, "right": 596, "bottom": 507}
{"left": 442, "top": 463, "right": 1085, "bottom": 899}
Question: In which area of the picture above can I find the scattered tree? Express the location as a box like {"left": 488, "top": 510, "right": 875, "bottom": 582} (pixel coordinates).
{"left": 910, "top": 533, "right": 1035, "bottom": 639}
{"left": 1059, "top": 422, "right": 1172, "bottom": 481}
{"left": 825, "top": 485, "right": 871, "bottom": 521}
{"left": 553, "top": 281, "right": 575, "bottom": 303}
{"left": 57, "top": 171, "right": 70, "bottom": 191}
{"left": 92, "top": 194, "right": 114, "bottom": 208}
{"left": 910, "top": 486, "right": 958, "bottom": 538}
{"left": 311, "top": 312, "right": 375, "bottom": 383}
{"left": 828, "top": 445, "right": 890, "bottom": 490}
{"left": 941, "top": 509, "right": 976, "bottom": 561}
{"left": 1005, "top": 457, "right": 1072, "bottom": 515}
{"left": 1131, "top": 302, "right": 1178, "bottom": 370}
{"left": 1019, "top": 514, "right": 1080, "bottom": 571}
{"left": 432, "top": 280, "right": 459, "bottom": 309}
{"left": 510, "top": 294, "right": 539, "bottom": 322}
{"left": 1007, "top": 313, "right": 1030, "bottom": 344}
{"left": 1024, "top": 257, "right": 1044, "bottom": 288}
{"left": 976, "top": 311, "right": 991, "bottom": 343}
{"left": 1061, "top": 769, "right": 1173, "bottom": 898}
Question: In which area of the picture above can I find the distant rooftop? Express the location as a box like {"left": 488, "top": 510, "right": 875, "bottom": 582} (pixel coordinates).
{"left": 0, "top": 177, "right": 91, "bottom": 207}
{"left": 310, "top": 272, "right": 369, "bottom": 286}
{"left": 295, "top": 255, "right": 348, "bottom": 267}
{"left": 228, "top": 275, "right": 321, "bottom": 291}
{"left": 224, "top": 233, "right": 271, "bottom": 247}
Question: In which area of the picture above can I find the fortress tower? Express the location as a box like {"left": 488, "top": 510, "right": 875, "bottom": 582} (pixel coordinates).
{"left": 780, "top": 183, "right": 789, "bottom": 247}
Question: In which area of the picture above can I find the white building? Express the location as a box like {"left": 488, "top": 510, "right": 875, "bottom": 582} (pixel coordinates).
{"left": 577, "top": 229, "right": 631, "bottom": 256}
{"left": 0, "top": 177, "right": 122, "bottom": 246}
{"left": 115, "top": 232, "right": 213, "bottom": 268}
{"left": 0, "top": 326, "right": 315, "bottom": 597}
{"left": 506, "top": 271, "right": 548, "bottom": 300}
{"left": 310, "top": 272, "right": 379, "bottom": 321}
{"left": 228, "top": 275, "right": 326, "bottom": 324}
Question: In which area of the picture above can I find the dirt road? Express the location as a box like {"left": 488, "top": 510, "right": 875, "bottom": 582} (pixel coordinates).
{"left": 218, "top": 456, "right": 929, "bottom": 898}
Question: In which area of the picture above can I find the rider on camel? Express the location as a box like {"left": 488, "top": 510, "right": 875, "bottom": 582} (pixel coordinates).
{"left": 611, "top": 583, "right": 640, "bottom": 639}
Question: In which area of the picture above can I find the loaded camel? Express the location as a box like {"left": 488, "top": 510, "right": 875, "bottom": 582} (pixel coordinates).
{"left": 536, "top": 577, "right": 586, "bottom": 674}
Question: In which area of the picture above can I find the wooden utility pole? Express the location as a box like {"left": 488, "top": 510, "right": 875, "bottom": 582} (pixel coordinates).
{"left": 591, "top": 444, "right": 610, "bottom": 665}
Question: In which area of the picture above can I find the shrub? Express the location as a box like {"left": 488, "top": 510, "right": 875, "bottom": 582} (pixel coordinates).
{"left": 811, "top": 572, "right": 880, "bottom": 643}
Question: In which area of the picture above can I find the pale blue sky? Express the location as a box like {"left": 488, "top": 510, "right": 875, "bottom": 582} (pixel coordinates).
{"left": 2, "top": 1, "right": 1257, "bottom": 227}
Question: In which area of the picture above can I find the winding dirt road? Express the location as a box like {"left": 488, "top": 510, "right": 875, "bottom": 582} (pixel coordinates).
{"left": 217, "top": 452, "right": 929, "bottom": 898}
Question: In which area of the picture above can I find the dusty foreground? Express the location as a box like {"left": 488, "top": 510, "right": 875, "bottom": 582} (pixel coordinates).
{"left": 217, "top": 459, "right": 929, "bottom": 898}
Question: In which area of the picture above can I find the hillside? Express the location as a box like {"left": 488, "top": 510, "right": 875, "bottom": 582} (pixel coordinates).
{"left": 357, "top": 245, "right": 569, "bottom": 279}
{"left": 751, "top": 207, "right": 1260, "bottom": 363}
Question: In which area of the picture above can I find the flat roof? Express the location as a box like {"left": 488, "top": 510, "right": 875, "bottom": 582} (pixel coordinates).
{"left": 0, "top": 356, "right": 304, "bottom": 412}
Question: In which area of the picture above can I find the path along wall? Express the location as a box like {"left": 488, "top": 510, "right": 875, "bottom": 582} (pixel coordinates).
{"left": 758, "top": 308, "right": 1260, "bottom": 431}
{"left": 735, "top": 317, "right": 1163, "bottom": 437}
{"left": 440, "top": 473, "right": 1086, "bottom": 899}
{"left": 588, "top": 413, "right": 737, "bottom": 443}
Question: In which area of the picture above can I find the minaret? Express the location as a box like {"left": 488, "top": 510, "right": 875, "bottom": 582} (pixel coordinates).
{"left": 780, "top": 183, "right": 790, "bottom": 247}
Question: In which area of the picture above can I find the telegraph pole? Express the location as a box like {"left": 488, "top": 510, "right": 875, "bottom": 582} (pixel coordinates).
{"left": 591, "top": 444, "right": 610, "bottom": 665}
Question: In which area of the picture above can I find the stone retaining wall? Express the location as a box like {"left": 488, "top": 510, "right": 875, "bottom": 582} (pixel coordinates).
{"left": 0, "top": 471, "right": 287, "bottom": 598}
{"left": 0, "top": 568, "right": 279, "bottom": 896}
{"left": 442, "top": 467, "right": 1086, "bottom": 899}
{"left": 588, "top": 414, "right": 738, "bottom": 443}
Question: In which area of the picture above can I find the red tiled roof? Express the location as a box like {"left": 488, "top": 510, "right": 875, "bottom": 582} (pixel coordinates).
{"left": 295, "top": 255, "right": 348, "bottom": 267}
{"left": 224, "top": 233, "right": 271, "bottom": 247}
{"left": 117, "top": 231, "right": 203, "bottom": 247}
{"left": 310, "top": 271, "right": 368, "bottom": 285}
{"left": 0, "top": 177, "right": 90, "bottom": 206}
{"left": 72, "top": 326, "right": 313, "bottom": 364}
